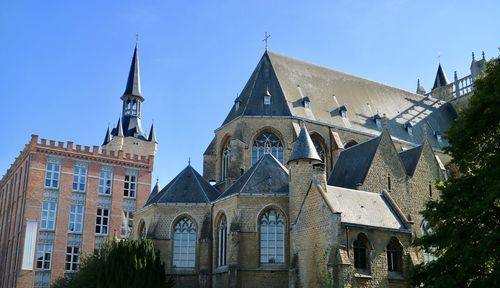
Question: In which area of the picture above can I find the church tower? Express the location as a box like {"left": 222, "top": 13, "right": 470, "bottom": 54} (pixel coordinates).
{"left": 102, "top": 45, "right": 157, "bottom": 157}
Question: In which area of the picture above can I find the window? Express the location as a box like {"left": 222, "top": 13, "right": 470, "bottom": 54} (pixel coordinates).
{"left": 173, "top": 217, "right": 197, "bottom": 268}
{"left": 311, "top": 137, "right": 325, "bottom": 161}
{"left": 72, "top": 162, "right": 87, "bottom": 192}
{"left": 387, "top": 237, "right": 403, "bottom": 272}
{"left": 260, "top": 209, "right": 285, "bottom": 264}
{"left": 264, "top": 89, "right": 271, "bottom": 105}
{"left": 252, "top": 132, "right": 284, "bottom": 165}
{"left": 44, "top": 158, "right": 60, "bottom": 188}
{"left": 138, "top": 220, "right": 147, "bottom": 239}
{"left": 339, "top": 105, "right": 348, "bottom": 118}
{"left": 353, "top": 233, "right": 370, "bottom": 272}
{"left": 99, "top": 166, "right": 113, "bottom": 195}
{"left": 421, "top": 220, "right": 437, "bottom": 264}
{"left": 68, "top": 205, "right": 84, "bottom": 233}
{"left": 218, "top": 215, "right": 227, "bottom": 267}
{"left": 65, "top": 246, "right": 80, "bottom": 272}
{"left": 95, "top": 208, "right": 109, "bottom": 235}
{"left": 121, "top": 211, "right": 134, "bottom": 238}
{"left": 124, "top": 173, "right": 137, "bottom": 198}
{"left": 40, "top": 201, "right": 57, "bottom": 230}
{"left": 387, "top": 175, "right": 392, "bottom": 191}
{"left": 222, "top": 142, "right": 231, "bottom": 181}
{"left": 36, "top": 244, "right": 53, "bottom": 270}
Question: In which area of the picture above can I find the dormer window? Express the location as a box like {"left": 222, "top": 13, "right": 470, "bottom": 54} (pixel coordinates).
{"left": 302, "top": 97, "right": 310, "bottom": 108}
{"left": 373, "top": 114, "right": 382, "bottom": 129}
{"left": 435, "top": 131, "right": 442, "bottom": 143}
{"left": 404, "top": 122, "right": 413, "bottom": 136}
{"left": 235, "top": 99, "right": 241, "bottom": 111}
{"left": 339, "top": 105, "right": 347, "bottom": 118}
{"left": 264, "top": 89, "right": 271, "bottom": 105}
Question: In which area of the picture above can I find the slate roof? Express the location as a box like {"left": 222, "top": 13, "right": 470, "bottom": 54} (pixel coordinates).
{"left": 289, "top": 124, "right": 321, "bottom": 163}
{"left": 432, "top": 64, "right": 449, "bottom": 90}
{"left": 328, "top": 134, "right": 382, "bottom": 189}
{"left": 223, "top": 51, "right": 456, "bottom": 148}
{"left": 399, "top": 145, "right": 423, "bottom": 176}
{"left": 218, "top": 153, "right": 289, "bottom": 199}
{"left": 324, "top": 186, "right": 407, "bottom": 231}
{"left": 123, "top": 45, "right": 143, "bottom": 99}
{"left": 146, "top": 165, "right": 220, "bottom": 205}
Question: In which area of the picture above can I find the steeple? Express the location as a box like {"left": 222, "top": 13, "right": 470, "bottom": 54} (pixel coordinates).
{"left": 102, "top": 127, "right": 112, "bottom": 145}
{"left": 123, "top": 44, "right": 143, "bottom": 100}
{"left": 288, "top": 122, "right": 321, "bottom": 163}
{"left": 432, "top": 64, "right": 449, "bottom": 90}
{"left": 116, "top": 118, "right": 124, "bottom": 137}
{"left": 148, "top": 123, "right": 157, "bottom": 142}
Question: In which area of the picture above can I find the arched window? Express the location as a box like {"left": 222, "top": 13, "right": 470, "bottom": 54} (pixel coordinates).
{"left": 125, "top": 100, "right": 132, "bottom": 115}
{"left": 421, "top": 220, "right": 436, "bottom": 264}
{"left": 217, "top": 215, "right": 227, "bottom": 267}
{"left": 173, "top": 217, "right": 197, "bottom": 268}
{"left": 344, "top": 140, "right": 358, "bottom": 149}
{"left": 260, "top": 209, "right": 285, "bottom": 264}
{"left": 386, "top": 237, "right": 403, "bottom": 272}
{"left": 132, "top": 100, "right": 138, "bottom": 116}
{"left": 221, "top": 142, "right": 231, "bottom": 181}
{"left": 353, "top": 233, "right": 370, "bottom": 272}
{"left": 252, "top": 132, "right": 284, "bottom": 165}
{"left": 138, "top": 220, "right": 146, "bottom": 239}
{"left": 311, "top": 136, "right": 325, "bottom": 161}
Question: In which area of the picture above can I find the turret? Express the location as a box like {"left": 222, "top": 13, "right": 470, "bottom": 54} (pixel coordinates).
{"left": 288, "top": 122, "right": 322, "bottom": 223}
{"left": 431, "top": 64, "right": 452, "bottom": 100}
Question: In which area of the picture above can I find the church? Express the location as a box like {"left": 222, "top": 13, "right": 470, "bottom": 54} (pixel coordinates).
{"left": 131, "top": 49, "right": 484, "bottom": 287}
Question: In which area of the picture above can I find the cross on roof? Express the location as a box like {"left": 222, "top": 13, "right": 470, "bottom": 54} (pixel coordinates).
{"left": 262, "top": 32, "right": 271, "bottom": 51}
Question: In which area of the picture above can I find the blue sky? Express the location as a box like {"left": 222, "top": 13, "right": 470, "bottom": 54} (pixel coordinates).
{"left": 1, "top": 0, "right": 498, "bottom": 186}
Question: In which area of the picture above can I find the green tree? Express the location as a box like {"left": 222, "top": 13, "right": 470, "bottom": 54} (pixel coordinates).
{"left": 53, "top": 239, "right": 174, "bottom": 288}
{"left": 410, "top": 58, "right": 500, "bottom": 287}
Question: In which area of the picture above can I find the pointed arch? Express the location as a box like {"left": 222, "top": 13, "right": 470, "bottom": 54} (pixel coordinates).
{"left": 251, "top": 128, "right": 285, "bottom": 165}
{"left": 386, "top": 237, "right": 403, "bottom": 272}
{"left": 172, "top": 215, "right": 197, "bottom": 269}
{"left": 258, "top": 206, "right": 287, "bottom": 265}
{"left": 352, "top": 232, "right": 372, "bottom": 272}
{"left": 310, "top": 132, "right": 327, "bottom": 162}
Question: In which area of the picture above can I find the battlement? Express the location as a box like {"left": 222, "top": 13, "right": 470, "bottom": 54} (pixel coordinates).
{"left": 29, "top": 134, "right": 154, "bottom": 167}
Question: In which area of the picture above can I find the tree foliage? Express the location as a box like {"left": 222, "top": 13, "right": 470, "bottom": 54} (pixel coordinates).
{"left": 53, "top": 239, "right": 174, "bottom": 288}
{"left": 410, "top": 58, "right": 500, "bottom": 287}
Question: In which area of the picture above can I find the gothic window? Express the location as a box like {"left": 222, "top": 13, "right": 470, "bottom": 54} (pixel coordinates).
{"left": 252, "top": 132, "right": 284, "bottom": 165}
{"left": 421, "top": 220, "right": 437, "bottom": 264}
{"left": 217, "top": 215, "right": 227, "bottom": 267}
{"left": 311, "top": 136, "right": 325, "bottom": 162}
{"left": 173, "top": 217, "right": 197, "bottom": 268}
{"left": 260, "top": 209, "right": 285, "bottom": 264}
{"left": 353, "top": 233, "right": 371, "bottom": 272}
{"left": 221, "top": 141, "right": 231, "bottom": 181}
{"left": 387, "top": 237, "right": 403, "bottom": 272}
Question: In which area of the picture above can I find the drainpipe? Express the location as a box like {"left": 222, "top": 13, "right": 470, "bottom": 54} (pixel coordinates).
{"left": 345, "top": 226, "right": 350, "bottom": 257}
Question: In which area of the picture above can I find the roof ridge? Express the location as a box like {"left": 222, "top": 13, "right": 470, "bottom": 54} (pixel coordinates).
{"left": 190, "top": 166, "right": 211, "bottom": 203}
{"left": 157, "top": 166, "right": 186, "bottom": 202}
{"left": 238, "top": 155, "right": 264, "bottom": 194}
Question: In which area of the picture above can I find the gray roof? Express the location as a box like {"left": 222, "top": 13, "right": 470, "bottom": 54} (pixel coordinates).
{"left": 148, "top": 123, "right": 157, "bottom": 142}
{"left": 289, "top": 124, "right": 321, "bottom": 163}
{"left": 328, "top": 134, "right": 382, "bottom": 189}
{"left": 399, "top": 145, "right": 423, "bottom": 176}
{"left": 432, "top": 64, "right": 449, "bottom": 90}
{"left": 146, "top": 165, "right": 220, "bottom": 205}
{"left": 324, "top": 186, "right": 407, "bottom": 231}
{"left": 123, "top": 45, "right": 143, "bottom": 99}
{"left": 223, "top": 51, "right": 456, "bottom": 148}
{"left": 218, "top": 153, "right": 289, "bottom": 199}
{"left": 102, "top": 127, "right": 111, "bottom": 145}
{"left": 147, "top": 179, "right": 161, "bottom": 203}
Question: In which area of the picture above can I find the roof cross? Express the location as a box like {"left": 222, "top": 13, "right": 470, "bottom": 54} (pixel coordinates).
{"left": 262, "top": 32, "right": 271, "bottom": 51}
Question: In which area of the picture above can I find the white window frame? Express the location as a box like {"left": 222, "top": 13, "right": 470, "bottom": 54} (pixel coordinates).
{"left": 95, "top": 208, "right": 109, "bottom": 235}
{"left": 98, "top": 166, "right": 113, "bottom": 195}
{"left": 72, "top": 162, "right": 88, "bottom": 192}
{"left": 68, "top": 205, "right": 84, "bottom": 233}
{"left": 36, "top": 244, "right": 53, "bottom": 270}
{"left": 121, "top": 210, "right": 134, "bottom": 238}
{"left": 173, "top": 218, "right": 197, "bottom": 268}
{"left": 260, "top": 209, "right": 285, "bottom": 264}
{"left": 44, "top": 158, "right": 60, "bottom": 189}
{"left": 65, "top": 246, "right": 80, "bottom": 272}
{"left": 40, "top": 201, "right": 57, "bottom": 231}
{"left": 124, "top": 172, "right": 137, "bottom": 199}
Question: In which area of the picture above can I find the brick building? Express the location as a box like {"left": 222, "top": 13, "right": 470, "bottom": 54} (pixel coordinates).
{"left": 0, "top": 45, "right": 157, "bottom": 288}
{"left": 132, "top": 50, "right": 485, "bottom": 287}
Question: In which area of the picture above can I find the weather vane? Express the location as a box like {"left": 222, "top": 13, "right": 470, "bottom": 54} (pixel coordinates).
{"left": 262, "top": 32, "right": 271, "bottom": 51}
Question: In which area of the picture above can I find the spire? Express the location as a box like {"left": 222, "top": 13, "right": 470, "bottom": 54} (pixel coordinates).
{"left": 148, "top": 123, "right": 157, "bottom": 142}
{"left": 151, "top": 178, "right": 160, "bottom": 197}
{"left": 432, "top": 63, "right": 449, "bottom": 90}
{"left": 416, "top": 79, "right": 426, "bottom": 95}
{"left": 116, "top": 118, "right": 124, "bottom": 137}
{"left": 103, "top": 127, "right": 112, "bottom": 145}
{"left": 123, "top": 45, "right": 143, "bottom": 99}
{"left": 288, "top": 122, "right": 321, "bottom": 163}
